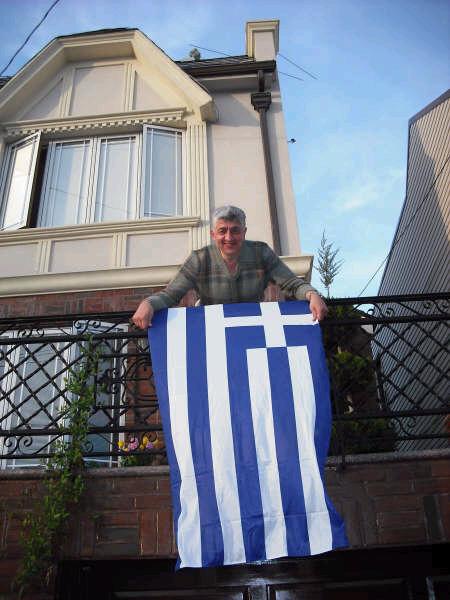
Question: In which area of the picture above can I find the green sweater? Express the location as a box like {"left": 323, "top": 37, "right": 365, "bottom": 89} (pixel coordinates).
{"left": 147, "top": 240, "right": 317, "bottom": 311}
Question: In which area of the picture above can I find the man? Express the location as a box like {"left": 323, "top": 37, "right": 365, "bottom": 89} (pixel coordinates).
{"left": 132, "top": 205, "right": 327, "bottom": 328}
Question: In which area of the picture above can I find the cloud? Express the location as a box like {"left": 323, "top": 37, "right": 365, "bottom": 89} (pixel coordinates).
{"left": 334, "top": 167, "right": 405, "bottom": 213}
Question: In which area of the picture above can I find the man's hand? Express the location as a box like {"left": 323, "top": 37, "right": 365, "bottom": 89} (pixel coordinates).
{"left": 132, "top": 300, "right": 154, "bottom": 329}
{"left": 306, "top": 291, "right": 328, "bottom": 322}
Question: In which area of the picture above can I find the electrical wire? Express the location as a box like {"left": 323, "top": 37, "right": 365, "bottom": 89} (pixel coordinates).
{"left": 277, "top": 52, "right": 318, "bottom": 80}
{"left": 187, "top": 43, "right": 242, "bottom": 61}
{"left": 357, "top": 154, "right": 450, "bottom": 296}
{"left": 0, "top": 0, "right": 62, "bottom": 76}
{"left": 278, "top": 71, "right": 304, "bottom": 82}
{"left": 188, "top": 43, "right": 304, "bottom": 82}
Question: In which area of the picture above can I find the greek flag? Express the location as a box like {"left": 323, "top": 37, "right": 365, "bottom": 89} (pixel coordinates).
{"left": 148, "top": 301, "right": 348, "bottom": 569}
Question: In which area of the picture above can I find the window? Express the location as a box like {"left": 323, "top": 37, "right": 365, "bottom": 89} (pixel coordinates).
{"left": 0, "top": 126, "right": 183, "bottom": 231}
{"left": 0, "top": 335, "right": 68, "bottom": 468}
{"left": 142, "top": 126, "right": 182, "bottom": 218}
{"left": 0, "top": 324, "right": 125, "bottom": 469}
{"left": 0, "top": 132, "right": 41, "bottom": 231}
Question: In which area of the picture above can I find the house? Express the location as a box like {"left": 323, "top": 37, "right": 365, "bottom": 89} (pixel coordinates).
{"left": 375, "top": 89, "right": 449, "bottom": 450}
{"left": 0, "top": 22, "right": 449, "bottom": 600}
{"left": 0, "top": 20, "right": 310, "bottom": 468}
{"left": 0, "top": 21, "right": 311, "bottom": 309}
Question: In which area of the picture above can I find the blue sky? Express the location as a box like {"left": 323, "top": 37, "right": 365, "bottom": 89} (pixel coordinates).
{"left": 0, "top": 0, "right": 448, "bottom": 297}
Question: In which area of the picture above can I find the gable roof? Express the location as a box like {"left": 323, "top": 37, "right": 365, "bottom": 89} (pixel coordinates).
{"left": 0, "top": 28, "right": 217, "bottom": 122}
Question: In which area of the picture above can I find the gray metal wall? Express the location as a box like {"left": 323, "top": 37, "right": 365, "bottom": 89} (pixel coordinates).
{"left": 379, "top": 90, "right": 449, "bottom": 295}
{"left": 376, "top": 91, "right": 449, "bottom": 450}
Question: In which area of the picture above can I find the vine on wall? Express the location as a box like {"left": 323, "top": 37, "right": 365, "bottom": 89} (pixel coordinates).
{"left": 14, "top": 340, "right": 101, "bottom": 596}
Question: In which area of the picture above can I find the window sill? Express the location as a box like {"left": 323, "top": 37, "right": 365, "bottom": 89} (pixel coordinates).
{"left": 0, "top": 215, "right": 201, "bottom": 242}
{"left": 0, "top": 217, "right": 202, "bottom": 296}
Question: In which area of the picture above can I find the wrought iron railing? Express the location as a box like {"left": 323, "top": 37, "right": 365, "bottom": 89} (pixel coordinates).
{"left": 0, "top": 293, "right": 448, "bottom": 467}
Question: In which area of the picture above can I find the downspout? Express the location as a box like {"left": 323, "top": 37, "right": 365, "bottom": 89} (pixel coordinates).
{"left": 251, "top": 69, "right": 281, "bottom": 255}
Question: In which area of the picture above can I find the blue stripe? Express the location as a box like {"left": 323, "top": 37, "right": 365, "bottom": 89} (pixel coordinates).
{"left": 279, "top": 299, "right": 311, "bottom": 315}
{"left": 226, "top": 325, "right": 266, "bottom": 562}
{"left": 185, "top": 307, "right": 224, "bottom": 567}
{"left": 284, "top": 320, "right": 349, "bottom": 550}
{"left": 223, "top": 302, "right": 262, "bottom": 318}
{"left": 268, "top": 347, "right": 311, "bottom": 556}
{"left": 309, "top": 326, "right": 349, "bottom": 549}
{"left": 148, "top": 311, "right": 183, "bottom": 562}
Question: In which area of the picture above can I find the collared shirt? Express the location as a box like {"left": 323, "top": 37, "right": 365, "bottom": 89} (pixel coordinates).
{"left": 147, "top": 240, "right": 317, "bottom": 311}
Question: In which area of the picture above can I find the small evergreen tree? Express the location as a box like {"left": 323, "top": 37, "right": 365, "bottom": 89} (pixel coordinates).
{"left": 315, "top": 231, "right": 344, "bottom": 297}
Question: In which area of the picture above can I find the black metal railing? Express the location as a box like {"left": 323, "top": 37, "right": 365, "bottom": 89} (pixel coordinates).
{"left": 0, "top": 293, "right": 448, "bottom": 467}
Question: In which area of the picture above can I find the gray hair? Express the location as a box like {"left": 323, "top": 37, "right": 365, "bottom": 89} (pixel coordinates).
{"left": 211, "top": 205, "right": 246, "bottom": 228}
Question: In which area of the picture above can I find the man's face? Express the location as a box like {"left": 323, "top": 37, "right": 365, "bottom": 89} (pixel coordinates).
{"left": 211, "top": 218, "right": 247, "bottom": 260}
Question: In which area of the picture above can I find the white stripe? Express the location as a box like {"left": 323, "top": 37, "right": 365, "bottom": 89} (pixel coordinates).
{"left": 259, "top": 302, "right": 285, "bottom": 346}
{"left": 224, "top": 313, "right": 313, "bottom": 329}
{"left": 247, "top": 347, "right": 287, "bottom": 558}
{"left": 288, "top": 346, "right": 333, "bottom": 554}
{"left": 280, "top": 313, "right": 315, "bottom": 326}
{"left": 204, "top": 305, "right": 246, "bottom": 564}
{"left": 166, "top": 308, "right": 202, "bottom": 568}
{"left": 223, "top": 303, "right": 315, "bottom": 349}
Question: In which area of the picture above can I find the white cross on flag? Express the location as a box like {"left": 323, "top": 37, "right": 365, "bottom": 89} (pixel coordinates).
{"left": 148, "top": 301, "right": 348, "bottom": 569}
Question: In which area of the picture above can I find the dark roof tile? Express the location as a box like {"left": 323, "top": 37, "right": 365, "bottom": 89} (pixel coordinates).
{"left": 176, "top": 55, "right": 254, "bottom": 68}
{"left": 0, "top": 76, "right": 12, "bottom": 89}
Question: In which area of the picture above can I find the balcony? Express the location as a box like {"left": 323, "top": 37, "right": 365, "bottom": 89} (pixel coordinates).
{"left": 0, "top": 293, "right": 448, "bottom": 468}
{"left": 1, "top": 293, "right": 449, "bottom": 598}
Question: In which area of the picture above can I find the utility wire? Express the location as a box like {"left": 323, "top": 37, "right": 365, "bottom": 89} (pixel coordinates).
{"left": 357, "top": 154, "right": 450, "bottom": 296}
{"left": 188, "top": 43, "right": 241, "bottom": 60}
{"left": 278, "top": 52, "right": 318, "bottom": 79}
{"left": 0, "top": 0, "right": 61, "bottom": 76}
{"left": 188, "top": 43, "right": 304, "bottom": 81}
{"left": 278, "top": 71, "right": 304, "bottom": 82}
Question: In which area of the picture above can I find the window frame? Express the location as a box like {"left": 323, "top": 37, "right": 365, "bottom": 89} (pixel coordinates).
{"left": 36, "top": 137, "right": 95, "bottom": 228}
{"left": 0, "top": 132, "right": 41, "bottom": 232}
{"left": 141, "top": 124, "right": 183, "bottom": 219}
{"left": 0, "top": 125, "right": 184, "bottom": 232}
{"left": 91, "top": 133, "right": 142, "bottom": 224}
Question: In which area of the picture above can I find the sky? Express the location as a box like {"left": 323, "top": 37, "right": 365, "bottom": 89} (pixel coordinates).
{"left": 0, "top": 0, "right": 448, "bottom": 297}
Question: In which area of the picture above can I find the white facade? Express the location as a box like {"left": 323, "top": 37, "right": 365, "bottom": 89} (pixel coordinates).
{"left": 0, "top": 22, "right": 312, "bottom": 298}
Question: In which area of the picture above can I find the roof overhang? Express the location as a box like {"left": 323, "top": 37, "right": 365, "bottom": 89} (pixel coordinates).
{"left": 180, "top": 59, "right": 277, "bottom": 93}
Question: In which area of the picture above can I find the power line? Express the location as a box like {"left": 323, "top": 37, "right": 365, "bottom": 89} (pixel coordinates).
{"left": 0, "top": 0, "right": 61, "bottom": 77}
{"left": 278, "top": 52, "right": 318, "bottom": 80}
{"left": 357, "top": 154, "right": 450, "bottom": 296}
{"left": 188, "top": 43, "right": 241, "bottom": 60}
{"left": 278, "top": 71, "right": 304, "bottom": 82}
{"left": 188, "top": 43, "right": 304, "bottom": 82}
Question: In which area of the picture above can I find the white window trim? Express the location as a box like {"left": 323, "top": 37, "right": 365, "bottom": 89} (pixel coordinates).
{"left": 91, "top": 133, "right": 142, "bottom": 224}
{"left": 141, "top": 124, "right": 183, "bottom": 219}
{"left": 1, "top": 125, "right": 184, "bottom": 232}
{"left": 37, "top": 137, "right": 95, "bottom": 228}
{"left": 0, "top": 132, "right": 41, "bottom": 232}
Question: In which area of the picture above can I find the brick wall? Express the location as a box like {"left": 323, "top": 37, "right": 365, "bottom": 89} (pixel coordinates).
{"left": 1, "top": 451, "right": 448, "bottom": 598}
{"left": 0, "top": 288, "right": 162, "bottom": 318}
{"left": 0, "top": 284, "right": 282, "bottom": 319}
